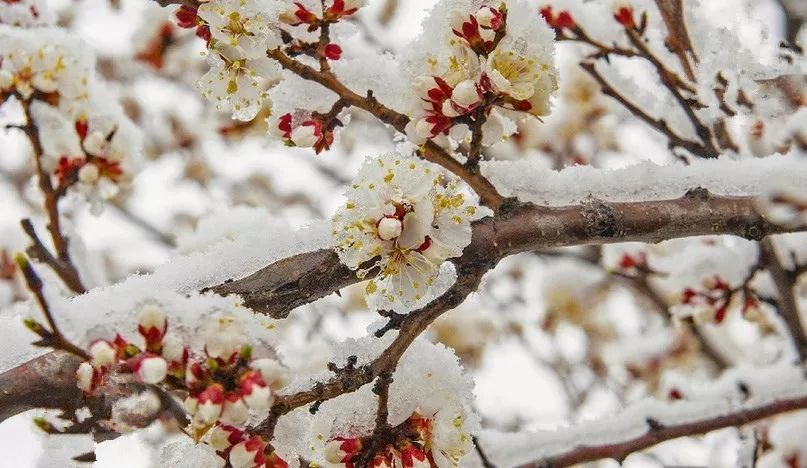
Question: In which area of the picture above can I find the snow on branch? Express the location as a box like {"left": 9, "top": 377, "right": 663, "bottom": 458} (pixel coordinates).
{"left": 481, "top": 363, "right": 807, "bottom": 467}
{"left": 482, "top": 153, "right": 807, "bottom": 206}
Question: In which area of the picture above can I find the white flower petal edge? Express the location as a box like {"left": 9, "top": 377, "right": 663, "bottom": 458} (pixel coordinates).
{"left": 332, "top": 153, "right": 487, "bottom": 312}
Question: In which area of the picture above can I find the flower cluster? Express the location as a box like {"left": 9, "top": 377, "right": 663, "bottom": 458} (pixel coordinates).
{"left": 408, "top": 1, "right": 557, "bottom": 144}
{"left": 333, "top": 153, "right": 482, "bottom": 310}
{"left": 324, "top": 405, "right": 471, "bottom": 467}
{"left": 187, "top": 0, "right": 365, "bottom": 125}
{"left": 0, "top": 26, "right": 140, "bottom": 211}
{"left": 269, "top": 110, "right": 335, "bottom": 154}
{"left": 75, "top": 309, "right": 290, "bottom": 467}
{"left": 206, "top": 426, "right": 288, "bottom": 468}
{"left": 76, "top": 305, "right": 175, "bottom": 394}
{"left": 189, "top": 0, "right": 284, "bottom": 121}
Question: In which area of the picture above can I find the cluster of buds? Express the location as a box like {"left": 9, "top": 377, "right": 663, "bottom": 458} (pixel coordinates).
{"left": 450, "top": 4, "right": 506, "bottom": 55}
{"left": 207, "top": 425, "right": 288, "bottom": 468}
{"left": 271, "top": 111, "right": 335, "bottom": 154}
{"left": 539, "top": 6, "right": 576, "bottom": 32}
{"left": 53, "top": 118, "right": 124, "bottom": 193}
{"left": 280, "top": 0, "right": 364, "bottom": 30}
{"left": 183, "top": 317, "right": 288, "bottom": 432}
{"left": 77, "top": 312, "right": 291, "bottom": 467}
{"left": 174, "top": 4, "right": 211, "bottom": 43}
{"left": 76, "top": 304, "right": 176, "bottom": 393}
{"left": 324, "top": 408, "right": 469, "bottom": 468}
{"left": 680, "top": 275, "right": 761, "bottom": 324}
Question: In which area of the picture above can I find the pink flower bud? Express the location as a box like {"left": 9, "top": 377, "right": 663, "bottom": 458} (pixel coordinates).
{"left": 195, "top": 384, "right": 225, "bottom": 425}
{"left": 138, "top": 304, "right": 167, "bottom": 351}
{"left": 250, "top": 358, "right": 289, "bottom": 390}
{"left": 324, "top": 437, "right": 361, "bottom": 463}
{"left": 203, "top": 316, "right": 247, "bottom": 362}
{"left": 186, "top": 360, "right": 206, "bottom": 387}
{"left": 451, "top": 79, "right": 482, "bottom": 109}
{"left": 240, "top": 370, "right": 273, "bottom": 410}
{"left": 89, "top": 340, "right": 116, "bottom": 368}
{"left": 220, "top": 393, "right": 249, "bottom": 425}
{"left": 76, "top": 362, "right": 96, "bottom": 392}
{"left": 229, "top": 436, "right": 267, "bottom": 468}
{"left": 324, "top": 43, "right": 342, "bottom": 61}
{"left": 161, "top": 333, "right": 187, "bottom": 364}
{"left": 207, "top": 423, "right": 244, "bottom": 451}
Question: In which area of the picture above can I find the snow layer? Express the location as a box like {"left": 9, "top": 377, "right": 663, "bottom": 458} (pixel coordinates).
{"left": 481, "top": 154, "right": 807, "bottom": 206}
{"left": 0, "top": 210, "right": 330, "bottom": 373}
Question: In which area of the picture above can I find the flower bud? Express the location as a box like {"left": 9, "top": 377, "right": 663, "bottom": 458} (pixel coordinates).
{"left": 250, "top": 358, "right": 290, "bottom": 390}
{"left": 207, "top": 423, "right": 244, "bottom": 451}
{"left": 203, "top": 316, "right": 248, "bottom": 361}
{"left": 451, "top": 80, "right": 482, "bottom": 109}
{"left": 475, "top": 7, "right": 502, "bottom": 29}
{"left": 89, "top": 340, "right": 116, "bottom": 368}
{"left": 183, "top": 396, "right": 198, "bottom": 415}
{"left": 136, "top": 355, "right": 168, "bottom": 384}
{"left": 83, "top": 131, "right": 108, "bottom": 156}
{"left": 220, "top": 393, "right": 249, "bottom": 425}
{"left": 76, "top": 362, "right": 95, "bottom": 392}
{"left": 196, "top": 384, "right": 225, "bottom": 425}
{"left": 78, "top": 163, "right": 99, "bottom": 184}
{"left": 240, "top": 371, "right": 273, "bottom": 410}
{"left": 377, "top": 217, "right": 403, "bottom": 241}
{"left": 324, "top": 43, "right": 342, "bottom": 61}
{"left": 161, "top": 333, "right": 187, "bottom": 364}
{"left": 138, "top": 304, "right": 167, "bottom": 350}
{"left": 290, "top": 123, "right": 318, "bottom": 147}
{"left": 229, "top": 436, "right": 267, "bottom": 468}
{"left": 324, "top": 437, "right": 361, "bottom": 463}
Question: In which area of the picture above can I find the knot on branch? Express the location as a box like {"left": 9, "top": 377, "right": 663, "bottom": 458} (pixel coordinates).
{"left": 684, "top": 186, "right": 711, "bottom": 200}
{"left": 581, "top": 196, "right": 623, "bottom": 238}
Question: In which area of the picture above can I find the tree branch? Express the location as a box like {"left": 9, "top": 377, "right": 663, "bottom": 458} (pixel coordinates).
{"left": 266, "top": 48, "right": 506, "bottom": 211}
{"left": 0, "top": 351, "right": 83, "bottom": 423}
{"left": 759, "top": 238, "right": 807, "bottom": 363}
{"left": 214, "top": 193, "right": 799, "bottom": 318}
{"left": 517, "top": 393, "right": 807, "bottom": 467}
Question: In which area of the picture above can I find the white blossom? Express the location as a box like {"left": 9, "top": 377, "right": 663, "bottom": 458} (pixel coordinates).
{"left": 333, "top": 153, "right": 482, "bottom": 311}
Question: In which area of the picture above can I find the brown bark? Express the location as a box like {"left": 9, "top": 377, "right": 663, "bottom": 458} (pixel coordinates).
{"left": 214, "top": 193, "right": 799, "bottom": 319}
{"left": 0, "top": 351, "right": 83, "bottom": 422}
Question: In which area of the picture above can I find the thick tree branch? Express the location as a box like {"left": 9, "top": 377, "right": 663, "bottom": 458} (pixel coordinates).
{"left": 214, "top": 193, "right": 799, "bottom": 318}
{"left": 0, "top": 351, "right": 83, "bottom": 423}
{"left": 517, "top": 393, "right": 807, "bottom": 467}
